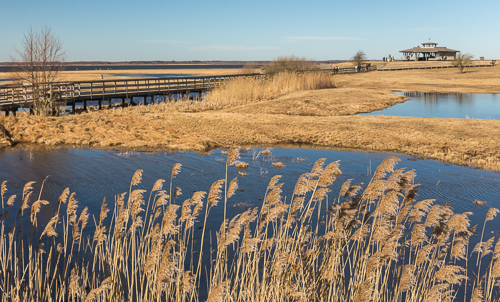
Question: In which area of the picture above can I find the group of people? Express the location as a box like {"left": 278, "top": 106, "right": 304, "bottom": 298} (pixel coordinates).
{"left": 354, "top": 63, "right": 371, "bottom": 72}
{"left": 331, "top": 63, "right": 372, "bottom": 74}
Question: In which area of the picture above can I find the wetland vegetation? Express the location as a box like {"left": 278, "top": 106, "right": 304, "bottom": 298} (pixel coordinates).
{"left": 1, "top": 61, "right": 500, "bottom": 301}
{"left": 2, "top": 151, "right": 500, "bottom": 301}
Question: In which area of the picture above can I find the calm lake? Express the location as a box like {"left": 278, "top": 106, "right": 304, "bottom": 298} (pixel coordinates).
{"left": 361, "top": 92, "right": 500, "bottom": 120}
{"left": 1, "top": 146, "right": 499, "bottom": 233}
{"left": 0, "top": 64, "right": 247, "bottom": 73}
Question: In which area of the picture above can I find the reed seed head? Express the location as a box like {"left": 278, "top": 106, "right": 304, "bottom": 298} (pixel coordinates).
{"left": 131, "top": 169, "right": 143, "bottom": 186}
{"left": 227, "top": 177, "right": 238, "bottom": 199}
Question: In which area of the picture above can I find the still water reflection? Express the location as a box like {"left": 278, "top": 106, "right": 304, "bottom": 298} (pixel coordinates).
{"left": 361, "top": 92, "right": 500, "bottom": 119}
{"left": 0, "top": 147, "right": 499, "bottom": 231}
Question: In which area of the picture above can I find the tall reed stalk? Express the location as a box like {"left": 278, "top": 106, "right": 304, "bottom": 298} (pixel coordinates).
{"left": 0, "top": 153, "right": 498, "bottom": 301}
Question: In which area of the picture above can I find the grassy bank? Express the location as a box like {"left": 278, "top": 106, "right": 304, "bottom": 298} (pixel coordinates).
{"left": 1, "top": 155, "right": 499, "bottom": 301}
{"left": 164, "top": 71, "right": 336, "bottom": 112}
{"left": 3, "top": 109, "right": 500, "bottom": 171}
{"left": 336, "top": 65, "right": 500, "bottom": 94}
{"left": 2, "top": 66, "right": 500, "bottom": 171}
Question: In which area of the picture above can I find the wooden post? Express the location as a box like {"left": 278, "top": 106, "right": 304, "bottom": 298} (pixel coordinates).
{"left": 72, "top": 102, "right": 76, "bottom": 114}
{"left": 5, "top": 109, "right": 9, "bottom": 117}
{"left": 99, "top": 99, "right": 102, "bottom": 110}
{"left": 122, "top": 98, "right": 125, "bottom": 108}
{"left": 83, "top": 100, "right": 87, "bottom": 111}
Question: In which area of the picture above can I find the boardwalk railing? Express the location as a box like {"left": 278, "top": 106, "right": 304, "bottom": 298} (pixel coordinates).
{"left": 0, "top": 73, "right": 259, "bottom": 112}
{"left": 376, "top": 61, "right": 496, "bottom": 71}
{"left": 322, "top": 67, "right": 372, "bottom": 74}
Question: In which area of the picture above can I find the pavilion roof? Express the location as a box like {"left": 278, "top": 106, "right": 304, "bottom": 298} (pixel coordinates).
{"left": 399, "top": 46, "right": 460, "bottom": 53}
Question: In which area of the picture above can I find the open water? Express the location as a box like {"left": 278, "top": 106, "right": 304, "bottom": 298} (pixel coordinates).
{"left": 0, "top": 146, "right": 498, "bottom": 232}
{"left": 361, "top": 92, "right": 500, "bottom": 120}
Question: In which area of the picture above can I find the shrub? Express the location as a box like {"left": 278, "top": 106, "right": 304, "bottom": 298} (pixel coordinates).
{"left": 262, "top": 55, "right": 318, "bottom": 75}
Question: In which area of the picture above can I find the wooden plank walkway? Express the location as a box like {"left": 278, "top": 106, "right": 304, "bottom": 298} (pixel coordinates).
{"left": 0, "top": 67, "right": 378, "bottom": 115}
{"left": 0, "top": 73, "right": 259, "bottom": 115}
{"left": 376, "top": 62, "right": 495, "bottom": 71}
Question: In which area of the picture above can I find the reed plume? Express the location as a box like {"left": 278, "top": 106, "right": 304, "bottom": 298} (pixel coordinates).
{"left": 0, "top": 156, "right": 499, "bottom": 302}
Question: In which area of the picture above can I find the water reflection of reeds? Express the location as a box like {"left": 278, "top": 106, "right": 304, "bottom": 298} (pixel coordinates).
{"left": 403, "top": 92, "right": 474, "bottom": 104}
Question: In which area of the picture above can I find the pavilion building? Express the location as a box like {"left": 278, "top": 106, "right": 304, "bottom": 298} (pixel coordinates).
{"left": 400, "top": 42, "right": 459, "bottom": 61}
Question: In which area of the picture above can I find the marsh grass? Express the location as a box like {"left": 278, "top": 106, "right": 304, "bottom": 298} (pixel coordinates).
{"left": 119, "top": 71, "right": 335, "bottom": 113}
{"left": 262, "top": 56, "right": 318, "bottom": 75}
{"left": 1, "top": 152, "right": 499, "bottom": 301}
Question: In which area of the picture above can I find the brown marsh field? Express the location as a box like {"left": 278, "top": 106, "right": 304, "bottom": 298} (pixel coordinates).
{"left": 2, "top": 65, "right": 500, "bottom": 171}
{"left": 1, "top": 65, "right": 500, "bottom": 301}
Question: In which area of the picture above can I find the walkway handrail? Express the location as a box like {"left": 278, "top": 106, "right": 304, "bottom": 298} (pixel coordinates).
{"left": 376, "top": 61, "right": 495, "bottom": 71}
{"left": 0, "top": 73, "right": 261, "bottom": 107}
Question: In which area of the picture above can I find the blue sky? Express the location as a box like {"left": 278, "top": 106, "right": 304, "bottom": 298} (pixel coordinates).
{"left": 1, "top": 0, "right": 499, "bottom": 62}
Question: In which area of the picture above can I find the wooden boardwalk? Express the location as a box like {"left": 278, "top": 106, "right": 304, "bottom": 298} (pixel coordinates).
{"left": 376, "top": 62, "right": 495, "bottom": 71}
{"left": 0, "top": 67, "right": 378, "bottom": 115}
{"left": 0, "top": 74, "right": 259, "bottom": 115}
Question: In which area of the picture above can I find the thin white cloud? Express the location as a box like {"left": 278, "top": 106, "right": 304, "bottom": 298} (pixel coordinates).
{"left": 142, "top": 40, "right": 186, "bottom": 44}
{"left": 400, "top": 27, "right": 445, "bottom": 32}
{"left": 189, "top": 45, "right": 280, "bottom": 51}
{"left": 283, "top": 36, "right": 362, "bottom": 42}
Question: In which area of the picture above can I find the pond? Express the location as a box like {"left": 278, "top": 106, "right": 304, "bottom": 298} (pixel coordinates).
{"left": 360, "top": 92, "right": 500, "bottom": 120}
{"left": 1, "top": 146, "right": 498, "bottom": 231}
{"left": 1, "top": 146, "right": 499, "bottom": 300}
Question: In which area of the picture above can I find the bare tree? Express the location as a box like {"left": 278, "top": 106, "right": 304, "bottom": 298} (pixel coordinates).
{"left": 352, "top": 51, "right": 366, "bottom": 66}
{"left": 11, "top": 26, "right": 66, "bottom": 116}
{"left": 452, "top": 53, "right": 474, "bottom": 73}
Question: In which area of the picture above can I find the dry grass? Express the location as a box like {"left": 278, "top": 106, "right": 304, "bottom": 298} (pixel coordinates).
{"left": 336, "top": 65, "right": 500, "bottom": 94}
{"left": 3, "top": 108, "right": 500, "bottom": 171}
{"left": 271, "top": 162, "right": 284, "bottom": 168}
{"left": 262, "top": 55, "right": 318, "bottom": 74}
{"left": 1, "top": 154, "right": 499, "bottom": 301}
{"left": 164, "top": 71, "right": 336, "bottom": 112}
{"left": 2, "top": 65, "right": 500, "bottom": 171}
{"left": 223, "top": 88, "right": 404, "bottom": 116}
